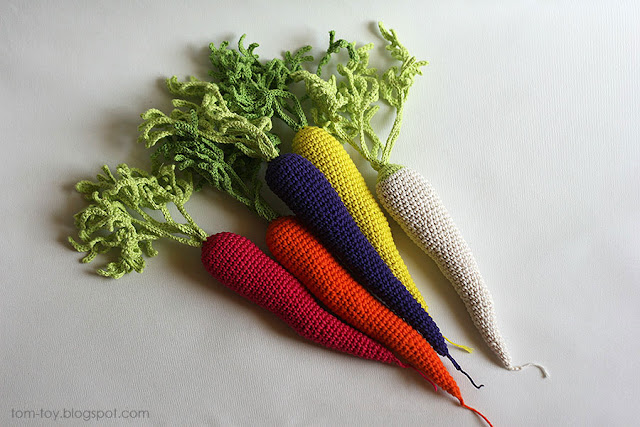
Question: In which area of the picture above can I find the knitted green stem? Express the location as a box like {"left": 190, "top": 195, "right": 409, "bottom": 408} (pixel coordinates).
{"left": 69, "top": 164, "right": 208, "bottom": 278}
{"left": 292, "top": 22, "right": 428, "bottom": 172}
{"left": 315, "top": 30, "right": 359, "bottom": 77}
{"left": 377, "top": 24, "right": 428, "bottom": 165}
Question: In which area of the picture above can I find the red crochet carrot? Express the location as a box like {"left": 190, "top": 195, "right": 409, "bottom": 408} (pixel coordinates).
{"left": 68, "top": 163, "right": 406, "bottom": 368}
{"left": 267, "top": 216, "right": 492, "bottom": 426}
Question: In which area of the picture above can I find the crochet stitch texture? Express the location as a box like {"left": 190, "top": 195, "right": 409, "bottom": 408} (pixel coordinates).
{"left": 265, "top": 154, "right": 455, "bottom": 359}
{"left": 201, "top": 232, "right": 402, "bottom": 365}
{"left": 377, "top": 166, "right": 546, "bottom": 374}
{"left": 292, "top": 126, "right": 429, "bottom": 312}
{"left": 266, "top": 216, "right": 460, "bottom": 397}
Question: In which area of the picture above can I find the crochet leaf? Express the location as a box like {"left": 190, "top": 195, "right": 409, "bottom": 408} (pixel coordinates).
{"left": 139, "top": 77, "right": 278, "bottom": 160}
{"left": 69, "top": 164, "right": 207, "bottom": 278}
{"left": 378, "top": 24, "right": 429, "bottom": 111}
{"left": 138, "top": 78, "right": 279, "bottom": 221}
{"left": 293, "top": 22, "right": 427, "bottom": 171}
{"left": 209, "top": 35, "right": 312, "bottom": 131}
{"left": 315, "top": 30, "right": 358, "bottom": 77}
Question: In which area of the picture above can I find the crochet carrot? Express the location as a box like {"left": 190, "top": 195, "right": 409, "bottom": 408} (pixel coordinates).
{"left": 378, "top": 170, "right": 550, "bottom": 375}
{"left": 300, "top": 25, "right": 548, "bottom": 376}
{"left": 206, "top": 25, "right": 458, "bottom": 345}
{"left": 138, "top": 79, "right": 481, "bottom": 387}
{"left": 68, "top": 163, "right": 405, "bottom": 367}
{"left": 209, "top": 26, "right": 473, "bottom": 353}
{"left": 138, "top": 36, "right": 480, "bottom": 386}
{"left": 267, "top": 216, "right": 492, "bottom": 426}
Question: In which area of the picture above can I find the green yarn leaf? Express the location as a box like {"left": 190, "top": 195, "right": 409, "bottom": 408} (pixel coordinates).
{"left": 139, "top": 77, "right": 278, "bottom": 160}
{"left": 378, "top": 23, "right": 429, "bottom": 111}
{"left": 292, "top": 22, "right": 427, "bottom": 171}
{"left": 315, "top": 30, "right": 358, "bottom": 77}
{"left": 137, "top": 34, "right": 314, "bottom": 220}
{"left": 138, "top": 78, "right": 280, "bottom": 221}
{"left": 69, "top": 164, "right": 207, "bottom": 279}
{"left": 209, "top": 35, "right": 312, "bottom": 131}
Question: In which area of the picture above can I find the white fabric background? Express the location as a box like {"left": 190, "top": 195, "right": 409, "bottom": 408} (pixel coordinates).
{"left": 1, "top": 1, "right": 638, "bottom": 426}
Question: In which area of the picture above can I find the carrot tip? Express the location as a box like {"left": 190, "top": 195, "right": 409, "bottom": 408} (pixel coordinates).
{"left": 447, "top": 354, "right": 484, "bottom": 389}
{"left": 459, "top": 399, "right": 493, "bottom": 427}
{"left": 508, "top": 363, "right": 550, "bottom": 378}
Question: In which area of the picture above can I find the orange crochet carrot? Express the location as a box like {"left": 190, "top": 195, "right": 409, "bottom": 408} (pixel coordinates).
{"left": 267, "top": 216, "right": 492, "bottom": 426}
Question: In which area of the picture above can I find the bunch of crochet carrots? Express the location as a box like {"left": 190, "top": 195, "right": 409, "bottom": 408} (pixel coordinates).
{"left": 69, "top": 23, "right": 547, "bottom": 426}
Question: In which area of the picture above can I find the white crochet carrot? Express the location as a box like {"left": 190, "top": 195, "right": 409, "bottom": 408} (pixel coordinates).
{"left": 299, "top": 23, "right": 548, "bottom": 376}
{"left": 377, "top": 168, "right": 549, "bottom": 376}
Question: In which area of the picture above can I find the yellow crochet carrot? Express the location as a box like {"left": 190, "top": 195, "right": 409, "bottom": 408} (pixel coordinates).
{"left": 290, "top": 28, "right": 423, "bottom": 309}
{"left": 292, "top": 127, "right": 424, "bottom": 310}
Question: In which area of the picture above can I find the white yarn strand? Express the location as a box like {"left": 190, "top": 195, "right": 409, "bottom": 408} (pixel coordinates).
{"left": 377, "top": 166, "right": 548, "bottom": 377}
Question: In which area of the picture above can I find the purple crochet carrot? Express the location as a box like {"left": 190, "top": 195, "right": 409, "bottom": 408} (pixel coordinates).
{"left": 265, "top": 153, "right": 481, "bottom": 388}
